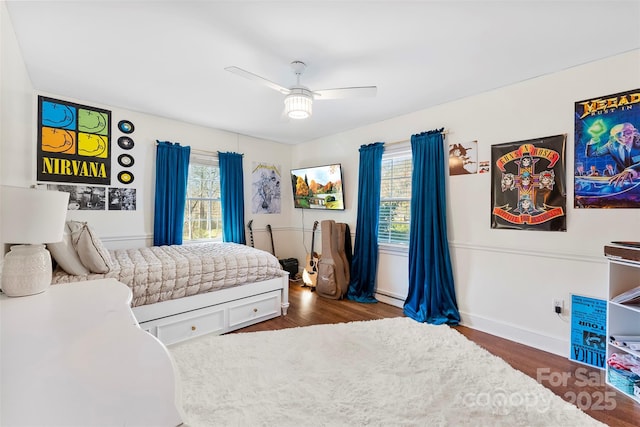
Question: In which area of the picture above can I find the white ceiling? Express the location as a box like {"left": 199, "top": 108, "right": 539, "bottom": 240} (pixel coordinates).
{"left": 6, "top": 1, "right": 640, "bottom": 145}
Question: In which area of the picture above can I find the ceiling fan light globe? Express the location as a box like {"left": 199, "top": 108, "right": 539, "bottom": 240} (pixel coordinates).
{"left": 284, "top": 91, "right": 312, "bottom": 120}
{"left": 288, "top": 110, "right": 310, "bottom": 120}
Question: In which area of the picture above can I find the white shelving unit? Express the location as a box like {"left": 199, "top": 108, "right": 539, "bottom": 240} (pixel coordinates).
{"left": 605, "top": 250, "right": 640, "bottom": 403}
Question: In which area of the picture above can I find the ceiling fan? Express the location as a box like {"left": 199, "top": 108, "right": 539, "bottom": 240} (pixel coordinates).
{"left": 224, "top": 60, "right": 377, "bottom": 119}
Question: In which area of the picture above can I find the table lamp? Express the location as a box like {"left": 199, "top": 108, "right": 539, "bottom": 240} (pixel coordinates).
{"left": 0, "top": 186, "right": 70, "bottom": 297}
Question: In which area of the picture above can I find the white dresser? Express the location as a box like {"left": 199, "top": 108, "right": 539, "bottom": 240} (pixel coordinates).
{"left": 0, "top": 278, "right": 183, "bottom": 426}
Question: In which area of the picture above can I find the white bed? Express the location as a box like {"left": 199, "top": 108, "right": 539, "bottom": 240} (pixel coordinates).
{"left": 50, "top": 239, "right": 290, "bottom": 344}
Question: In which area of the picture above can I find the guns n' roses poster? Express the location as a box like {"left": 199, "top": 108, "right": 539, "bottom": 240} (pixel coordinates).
{"left": 574, "top": 88, "right": 640, "bottom": 208}
{"left": 491, "top": 135, "right": 566, "bottom": 231}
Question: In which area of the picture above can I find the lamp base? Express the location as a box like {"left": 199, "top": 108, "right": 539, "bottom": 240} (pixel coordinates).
{"left": 1, "top": 245, "right": 52, "bottom": 297}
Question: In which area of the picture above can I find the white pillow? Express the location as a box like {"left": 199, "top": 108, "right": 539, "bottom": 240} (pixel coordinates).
{"left": 67, "top": 221, "right": 113, "bottom": 274}
{"left": 47, "top": 224, "right": 91, "bottom": 276}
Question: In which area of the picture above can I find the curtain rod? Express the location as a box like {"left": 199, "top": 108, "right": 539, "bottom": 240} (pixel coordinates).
{"left": 191, "top": 148, "right": 218, "bottom": 157}
{"left": 386, "top": 129, "right": 449, "bottom": 147}
{"left": 154, "top": 142, "right": 218, "bottom": 157}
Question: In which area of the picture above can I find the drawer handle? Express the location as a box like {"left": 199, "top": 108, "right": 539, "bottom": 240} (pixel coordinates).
{"left": 191, "top": 325, "right": 196, "bottom": 331}
{"left": 253, "top": 308, "right": 258, "bottom": 313}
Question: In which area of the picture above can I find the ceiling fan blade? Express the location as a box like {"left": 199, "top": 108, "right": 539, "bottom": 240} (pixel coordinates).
{"left": 313, "top": 86, "right": 377, "bottom": 100}
{"left": 225, "top": 66, "right": 291, "bottom": 94}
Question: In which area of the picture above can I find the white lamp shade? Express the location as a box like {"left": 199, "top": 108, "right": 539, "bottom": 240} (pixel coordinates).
{"left": 1, "top": 186, "right": 70, "bottom": 245}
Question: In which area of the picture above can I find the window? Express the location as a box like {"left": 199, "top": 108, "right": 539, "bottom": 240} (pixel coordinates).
{"left": 378, "top": 147, "right": 412, "bottom": 246}
{"left": 183, "top": 155, "right": 222, "bottom": 241}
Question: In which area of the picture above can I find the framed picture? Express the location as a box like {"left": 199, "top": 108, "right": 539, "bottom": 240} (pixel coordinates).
{"left": 491, "top": 134, "right": 566, "bottom": 231}
{"left": 574, "top": 88, "right": 640, "bottom": 208}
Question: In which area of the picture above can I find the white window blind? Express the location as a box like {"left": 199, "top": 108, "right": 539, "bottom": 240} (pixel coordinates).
{"left": 378, "top": 145, "right": 412, "bottom": 246}
{"left": 183, "top": 153, "right": 223, "bottom": 241}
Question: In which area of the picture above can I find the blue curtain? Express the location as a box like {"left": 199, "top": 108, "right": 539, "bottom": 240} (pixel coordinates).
{"left": 403, "top": 129, "right": 461, "bottom": 325}
{"left": 347, "top": 142, "right": 385, "bottom": 303}
{"left": 218, "top": 151, "right": 246, "bottom": 244}
{"left": 153, "top": 140, "right": 190, "bottom": 246}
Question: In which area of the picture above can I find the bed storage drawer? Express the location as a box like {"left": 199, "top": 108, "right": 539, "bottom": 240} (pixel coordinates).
{"left": 228, "top": 291, "right": 281, "bottom": 329}
{"left": 136, "top": 279, "right": 287, "bottom": 346}
{"left": 156, "top": 307, "right": 225, "bottom": 345}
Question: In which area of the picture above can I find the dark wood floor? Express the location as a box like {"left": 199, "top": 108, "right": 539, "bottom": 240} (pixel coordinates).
{"left": 234, "top": 281, "right": 639, "bottom": 427}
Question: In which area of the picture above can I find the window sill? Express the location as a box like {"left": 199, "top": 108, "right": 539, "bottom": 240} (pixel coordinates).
{"left": 379, "top": 243, "right": 409, "bottom": 255}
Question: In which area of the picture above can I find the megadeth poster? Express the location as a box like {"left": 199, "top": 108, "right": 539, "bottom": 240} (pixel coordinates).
{"left": 574, "top": 88, "right": 640, "bottom": 208}
{"left": 491, "top": 135, "right": 567, "bottom": 231}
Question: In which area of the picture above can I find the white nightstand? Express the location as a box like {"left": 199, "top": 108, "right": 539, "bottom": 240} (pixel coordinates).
{"left": 0, "top": 278, "right": 183, "bottom": 426}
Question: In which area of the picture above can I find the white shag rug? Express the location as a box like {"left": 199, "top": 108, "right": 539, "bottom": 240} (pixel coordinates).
{"left": 169, "top": 317, "right": 604, "bottom": 427}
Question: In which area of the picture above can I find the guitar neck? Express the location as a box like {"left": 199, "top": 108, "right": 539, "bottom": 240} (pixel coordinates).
{"left": 247, "top": 221, "right": 254, "bottom": 248}
{"left": 309, "top": 221, "right": 319, "bottom": 263}
{"left": 303, "top": 221, "right": 320, "bottom": 287}
{"left": 267, "top": 225, "right": 276, "bottom": 256}
{"left": 309, "top": 235, "right": 316, "bottom": 265}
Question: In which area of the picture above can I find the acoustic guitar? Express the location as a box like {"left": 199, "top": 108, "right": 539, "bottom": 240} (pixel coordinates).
{"left": 302, "top": 221, "right": 320, "bottom": 288}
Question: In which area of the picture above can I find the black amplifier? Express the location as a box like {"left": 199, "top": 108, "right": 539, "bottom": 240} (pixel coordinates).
{"left": 279, "top": 258, "right": 299, "bottom": 278}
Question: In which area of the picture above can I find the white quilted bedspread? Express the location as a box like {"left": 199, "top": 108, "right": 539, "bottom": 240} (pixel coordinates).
{"left": 51, "top": 242, "right": 285, "bottom": 307}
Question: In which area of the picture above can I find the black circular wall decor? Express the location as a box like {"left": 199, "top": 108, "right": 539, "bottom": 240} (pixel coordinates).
{"left": 118, "top": 171, "right": 135, "bottom": 184}
{"left": 117, "top": 136, "right": 135, "bottom": 150}
{"left": 118, "top": 154, "right": 135, "bottom": 167}
{"left": 118, "top": 120, "right": 135, "bottom": 134}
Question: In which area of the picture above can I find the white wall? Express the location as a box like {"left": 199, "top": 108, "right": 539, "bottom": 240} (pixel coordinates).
{"left": 30, "top": 93, "right": 294, "bottom": 252}
{"left": 291, "top": 49, "right": 640, "bottom": 356}
{"left": 0, "top": 2, "right": 295, "bottom": 258}
{"left": 4, "top": 0, "right": 640, "bottom": 357}
{"left": 0, "top": 0, "right": 34, "bottom": 264}
{"left": 1, "top": 1, "right": 33, "bottom": 189}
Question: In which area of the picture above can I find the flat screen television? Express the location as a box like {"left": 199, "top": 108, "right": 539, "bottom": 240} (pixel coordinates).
{"left": 290, "top": 163, "right": 344, "bottom": 210}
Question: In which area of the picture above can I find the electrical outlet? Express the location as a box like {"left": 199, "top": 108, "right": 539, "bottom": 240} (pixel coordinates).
{"left": 553, "top": 298, "right": 564, "bottom": 314}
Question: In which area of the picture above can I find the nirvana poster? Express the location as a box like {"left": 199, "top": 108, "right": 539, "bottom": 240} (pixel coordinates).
{"left": 574, "top": 88, "right": 640, "bottom": 208}
{"left": 491, "top": 135, "right": 566, "bottom": 231}
{"left": 37, "top": 96, "right": 111, "bottom": 185}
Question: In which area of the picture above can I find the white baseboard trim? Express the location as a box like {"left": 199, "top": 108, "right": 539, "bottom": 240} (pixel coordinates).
{"left": 375, "top": 292, "right": 404, "bottom": 308}
{"left": 373, "top": 293, "right": 568, "bottom": 358}
{"left": 459, "top": 311, "right": 568, "bottom": 357}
